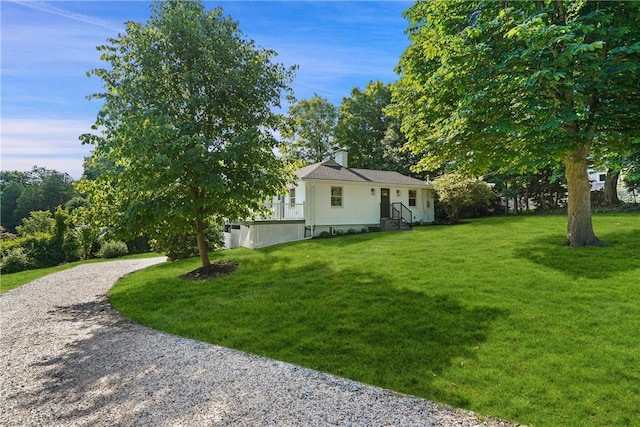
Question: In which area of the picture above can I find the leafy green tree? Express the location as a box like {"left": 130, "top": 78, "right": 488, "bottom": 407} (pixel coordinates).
{"left": 432, "top": 173, "right": 494, "bottom": 223}
{"left": 13, "top": 185, "right": 45, "bottom": 224}
{"left": 0, "top": 181, "right": 24, "bottom": 232}
{"left": 333, "top": 81, "right": 425, "bottom": 177}
{"left": 52, "top": 206, "right": 79, "bottom": 263}
{"left": 379, "top": 114, "right": 427, "bottom": 178}
{"left": 622, "top": 150, "right": 640, "bottom": 202}
{"left": 0, "top": 171, "right": 31, "bottom": 187}
{"left": 74, "top": 223, "right": 100, "bottom": 261}
{"left": 594, "top": 142, "right": 640, "bottom": 205}
{"left": 81, "top": 152, "right": 119, "bottom": 181}
{"left": 149, "top": 218, "right": 224, "bottom": 261}
{"left": 393, "top": 1, "right": 640, "bottom": 247}
{"left": 15, "top": 211, "right": 54, "bottom": 236}
{"left": 1, "top": 168, "right": 76, "bottom": 232}
{"left": 281, "top": 94, "right": 337, "bottom": 164}
{"left": 80, "top": 1, "right": 295, "bottom": 268}
{"left": 65, "top": 196, "right": 89, "bottom": 214}
{"left": 489, "top": 165, "right": 567, "bottom": 213}
{"left": 335, "top": 81, "right": 391, "bottom": 169}
{"left": 41, "top": 172, "right": 75, "bottom": 212}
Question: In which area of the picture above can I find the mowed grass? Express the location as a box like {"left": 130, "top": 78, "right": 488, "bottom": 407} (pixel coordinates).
{"left": 110, "top": 214, "right": 640, "bottom": 426}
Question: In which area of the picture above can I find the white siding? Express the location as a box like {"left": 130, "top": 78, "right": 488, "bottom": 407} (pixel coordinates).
{"left": 300, "top": 180, "right": 434, "bottom": 235}
{"left": 238, "top": 222, "right": 307, "bottom": 249}
{"left": 311, "top": 182, "right": 379, "bottom": 225}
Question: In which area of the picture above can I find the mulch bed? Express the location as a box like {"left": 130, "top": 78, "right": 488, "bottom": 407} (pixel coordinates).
{"left": 180, "top": 260, "right": 239, "bottom": 281}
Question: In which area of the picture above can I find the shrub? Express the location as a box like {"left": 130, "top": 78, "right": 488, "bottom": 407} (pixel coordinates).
{"left": 65, "top": 196, "right": 89, "bottom": 213}
{"left": 347, "top": 228, "right": 356, "bottom": 234}
{"left": 318, "top": 231, "right": 330, "bottom": 238}
{"left": 149, "top": 223, "right": 223, "bottom": 261}
{"left": 96, "top": 240, "right": 129, "bottom": 258}
{"left": 0, "top": 226, "right": 17, "bottom": 241}
{"left": 126, "top": 236, "right": 151, "bottom": 254}
{"left": 0, "top": 247, "right": 32, "bottom": 274}
{"left": 361, "top": 228, "right": 368, "bottom": 233}
{"left": 20, "top": 233, "right": 58, "bottom": 268}
{"left": 619, "top": 202, "right": 640, "bottom": 212}
{"left": 336, "top": 229, "right": 345, "bottom": 235}
{"left": 0, "top": 233, "right": 58, "bottom": 269}
{"left": 433, "top": 173, "right": 495, "bottom": 223}
{"left": 75, "top": 224, "right": 100, "bottom": 260}
{"left": 62, "top": 230, "right": 80, "bottom": 262}
{"left": 15, "top": 210, "right": 54, "bottom": 236}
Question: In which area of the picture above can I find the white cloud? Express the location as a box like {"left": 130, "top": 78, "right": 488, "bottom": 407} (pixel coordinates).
{"left": 1, "top": 16, "right": 116, "bottom": 79}
{"left": 7, "top": 1, "right": 122, "bottom": 32}
{"left": 1, "top": 155, "right": 88, "bottom": 180}
{"left": 1, "top": 118, "right": 94, "bottom": 178}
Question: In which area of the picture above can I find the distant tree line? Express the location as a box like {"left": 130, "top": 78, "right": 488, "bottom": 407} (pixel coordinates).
{"left": 0, "top": 166, "right": 137, "bottom": 273}
{"left": 1, "top": 167, "right": 76, "bottom": 233}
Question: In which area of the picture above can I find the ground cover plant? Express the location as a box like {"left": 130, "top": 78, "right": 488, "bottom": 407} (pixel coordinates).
{"left": 109, "top": 214, "right": 640, "bottom": 426}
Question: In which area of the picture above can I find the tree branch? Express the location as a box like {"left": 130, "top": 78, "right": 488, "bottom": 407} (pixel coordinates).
{"left": 555, "top": 0, "right": 566, "bottom": 25}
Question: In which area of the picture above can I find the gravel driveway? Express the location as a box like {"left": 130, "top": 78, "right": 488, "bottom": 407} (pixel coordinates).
{"left": 1, "top": 258, "right": 516, "bottom": 426}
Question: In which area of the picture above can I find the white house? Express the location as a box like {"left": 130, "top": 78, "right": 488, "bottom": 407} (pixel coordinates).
{"left": 588, "top": 168, "right": 633, "bottom": 201}
{"left": 224, "top": 150, "right": 435, "bottom": 249}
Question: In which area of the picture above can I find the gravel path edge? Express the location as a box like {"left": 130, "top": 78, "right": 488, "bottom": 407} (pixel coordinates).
{"left": 0, "top": 258, "right": 520, "bottom": 426}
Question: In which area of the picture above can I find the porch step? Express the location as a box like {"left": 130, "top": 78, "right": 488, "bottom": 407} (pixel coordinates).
{"left": 380, "top": 218, "right": 412, "bottom": 232}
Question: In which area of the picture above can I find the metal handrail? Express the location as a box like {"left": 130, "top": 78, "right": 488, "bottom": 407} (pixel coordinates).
{"left": 392, "top": 202, "right": 412, "bottom": 227}
{"left": 381, "top": 202, "right": 412, "bottom": 230}
{"left": 258, "top": 202, "right": 304, "bottom": 221}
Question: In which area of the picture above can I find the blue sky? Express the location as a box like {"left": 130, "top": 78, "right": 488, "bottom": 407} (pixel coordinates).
{"left": 1, "top": 1, "right": 412, "bottom": 179}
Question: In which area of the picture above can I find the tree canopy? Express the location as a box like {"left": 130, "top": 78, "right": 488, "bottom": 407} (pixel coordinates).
{"left": 80, "top": 0, "right": 296, "bottom": 267}
{"left": 392, "top": 0, "right": 640, "bottom": 247}
{"left": 335, "top": 81, "right": 391, "bottom": 169}
{"left": 332, "top": 81, "right": 423, "bottom": 177}
{"left": 281, "top": 94, "right": 337, "bottom": 165}
{"left": 0, "top": 167, "right": 75, "bottom": 233}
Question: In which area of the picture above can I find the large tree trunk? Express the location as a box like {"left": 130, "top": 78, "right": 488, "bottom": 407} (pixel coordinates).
{"left": 195, "top": 216, "right": 211, "bottom": 268}
{"left": 563, "top": 145, "right": 602, "bottom": 247}
{"left": 603, "top": 169, "right": 620, "bottom": 206}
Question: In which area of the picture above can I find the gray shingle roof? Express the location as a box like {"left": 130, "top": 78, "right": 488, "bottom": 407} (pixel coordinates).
{"left": 296, "top": 160, "right": 434, "bottom": 188}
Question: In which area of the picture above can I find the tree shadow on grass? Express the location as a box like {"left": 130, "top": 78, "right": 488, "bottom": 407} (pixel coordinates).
{"left": 181, "top": 259, "right": 509, "bottom": 409}
{"left": 297, "top": 267, "right": 507, "bottom": 408}
{"left": 513, "top": 230, "right": 640, "bottom": 280}
{"left": 9, "top": 269, "right": 507, "bottom": 425}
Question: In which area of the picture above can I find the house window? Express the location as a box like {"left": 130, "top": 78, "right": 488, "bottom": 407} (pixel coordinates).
{"left": 599, "top": 174, "right": 606, "bottom": 182}
{"left": 289, "top": 188, "right": 296, "bottom": 206}
{"left": 408, "top": 190, "right": 417, "bottom": 207}
{"left": 331, "top": 186, "right": 343, "bottom": 207}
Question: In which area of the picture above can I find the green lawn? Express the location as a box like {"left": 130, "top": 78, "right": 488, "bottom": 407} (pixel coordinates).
{"left": 110, "top": 214, "right": 639, "bottom": 426}
{"left": 0, "top": 252, "right": 162, "bottom": 294}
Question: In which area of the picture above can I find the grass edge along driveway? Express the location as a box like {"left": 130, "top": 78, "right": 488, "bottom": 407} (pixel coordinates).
{"left": 0, "top": 253, "right": 162, "bottom": 294}
{"left": 110, "top": 214, "right": 640, "bottom": 427}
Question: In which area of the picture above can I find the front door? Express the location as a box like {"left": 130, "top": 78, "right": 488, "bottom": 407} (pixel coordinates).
{"left": 380, "top": 188, "right": 390, "bottom": 218}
